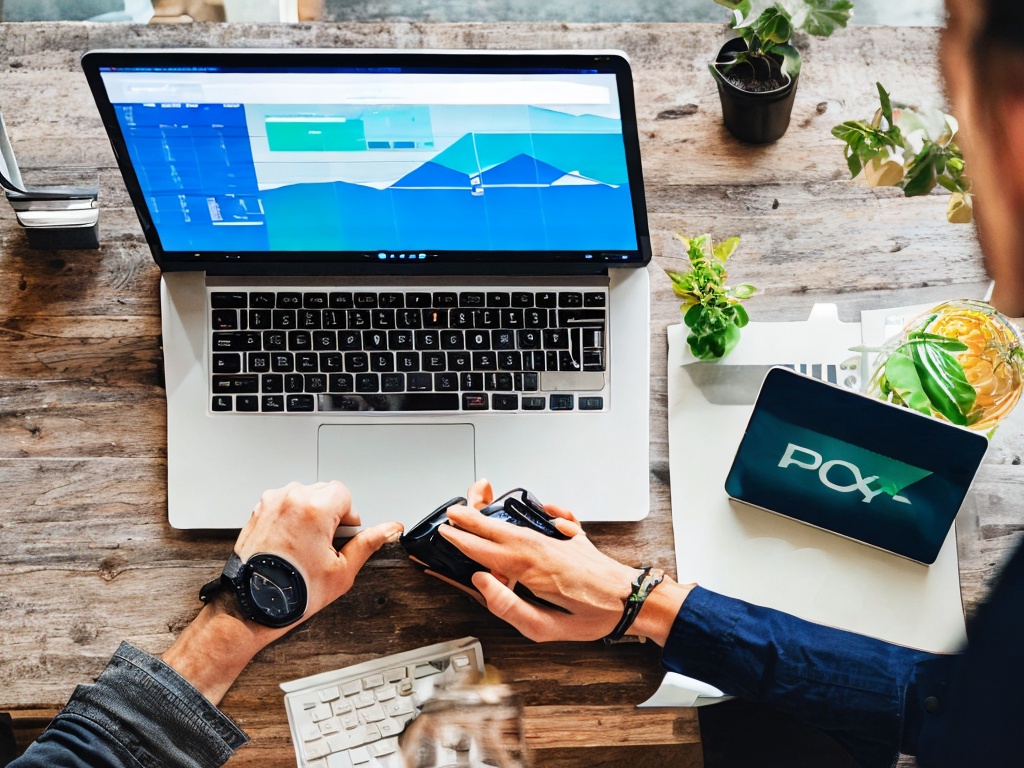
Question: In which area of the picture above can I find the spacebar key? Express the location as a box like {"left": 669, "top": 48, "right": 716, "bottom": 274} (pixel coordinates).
{"left": 319, "top": 393, "right": 460, "bottom": 411}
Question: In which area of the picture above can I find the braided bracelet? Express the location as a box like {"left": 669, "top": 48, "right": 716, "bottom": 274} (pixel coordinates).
{"left": 603, "top": 566, "right": 666, "bottom": 644}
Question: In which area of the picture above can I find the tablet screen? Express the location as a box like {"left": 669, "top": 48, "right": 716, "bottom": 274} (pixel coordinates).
{"left": 724, "top": 367, "right": 989, "bottom": 564}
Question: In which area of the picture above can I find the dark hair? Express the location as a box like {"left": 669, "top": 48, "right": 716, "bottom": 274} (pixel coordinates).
{"left": 978, "top": 1, "right": 1024, "bottom": 51}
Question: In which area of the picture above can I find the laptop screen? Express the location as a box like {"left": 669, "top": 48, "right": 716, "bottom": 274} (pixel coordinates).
{"left": 83, "top": 51, "right": 650, "bottom": 272}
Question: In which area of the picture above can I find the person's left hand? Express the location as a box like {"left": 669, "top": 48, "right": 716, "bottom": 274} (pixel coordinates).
{"left": 235, "top": 480, "right": 403, "bottom": 623}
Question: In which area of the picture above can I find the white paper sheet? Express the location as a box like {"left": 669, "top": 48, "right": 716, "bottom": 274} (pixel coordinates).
{"left": 644, "top": 303, "right": 968, "bottom": 708}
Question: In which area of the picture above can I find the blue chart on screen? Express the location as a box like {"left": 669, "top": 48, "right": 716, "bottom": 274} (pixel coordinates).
{"left": 110, "top": 70, "right": 638, "bottom": 254}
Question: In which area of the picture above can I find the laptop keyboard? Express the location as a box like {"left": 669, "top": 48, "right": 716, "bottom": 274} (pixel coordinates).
{"left": 280, "top": 637, "right": 486, "bottom": 768}
{"left": 209, "top": 288, "right": 608, "bottom": 414}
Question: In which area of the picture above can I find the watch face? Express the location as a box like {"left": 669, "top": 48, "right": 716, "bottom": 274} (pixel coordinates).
{"left": 246, "top": 555, "right": 306, "bottom": 624}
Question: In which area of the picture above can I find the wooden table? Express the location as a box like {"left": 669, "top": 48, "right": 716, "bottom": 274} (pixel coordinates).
{"left": 1, "top": 20, "right": 1021, "bottom": 768}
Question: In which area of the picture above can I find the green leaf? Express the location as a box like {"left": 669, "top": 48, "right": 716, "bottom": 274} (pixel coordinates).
{"left": 902, "top": 144, "right": 941, "bottom": 197}
{"left": 798, "top": 0, "right": 853, "bottom": 37}
{"left": 910, "top": 341, "right": 976, "bottom": 425}
{"left": 730, "top": 283, "right": 758, "bottom": 299}
{"left": 712, "top": 236, "right": 740, "bottom": 262}
{"left": 884, "top": 351, "right": 934, "bottom": 416}
{"left": 683, "top": 303, "right": 703, "bottom": 329}
{"left": 877, "top": 82, "right": 893, "bottom": 125}
{"left": 733, "top": 304, "right": 750, "bottom": 327}
{"left": 773, "top": 43, "right": 802, "bottom": 79}
{"left": 757, "top": 7, "right": 793, "bottom": 43}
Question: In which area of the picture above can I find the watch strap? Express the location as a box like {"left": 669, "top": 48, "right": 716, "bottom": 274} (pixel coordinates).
{"left": 199, "top": 552, "right": 245, "bottom": 604}
{"left": 603, "top": 567, "right": 665, "bottom": 644}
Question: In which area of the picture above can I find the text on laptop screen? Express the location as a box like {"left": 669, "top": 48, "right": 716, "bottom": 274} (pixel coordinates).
{"left": 97, "top": 66, "right": 640, "bottom": 261}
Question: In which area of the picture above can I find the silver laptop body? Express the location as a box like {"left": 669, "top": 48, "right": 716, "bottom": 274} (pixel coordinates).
{"left": 83, "top": 48, "right": 651, "bottom": 530}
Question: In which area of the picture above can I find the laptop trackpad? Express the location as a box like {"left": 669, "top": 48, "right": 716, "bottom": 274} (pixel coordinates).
{"left": 318, "top": 423, "right": 476, "bottom": 533}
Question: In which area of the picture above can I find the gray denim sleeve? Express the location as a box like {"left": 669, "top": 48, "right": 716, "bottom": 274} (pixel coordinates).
{"left": 12, "top": 641, "right": 248, "bottom": 768}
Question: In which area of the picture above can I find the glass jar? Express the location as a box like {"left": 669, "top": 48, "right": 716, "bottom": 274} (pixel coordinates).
{"left": 867, "top": 299, "right": 1024, "bottom": 431}
{"left": 400, "top": 683, "right": 530, "bottom": 768}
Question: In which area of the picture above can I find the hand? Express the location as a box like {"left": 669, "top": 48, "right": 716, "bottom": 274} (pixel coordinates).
{"left": 436, "top": 479, "right": 662, "bottom": 643}
{"left": 163, "top": 481, "right": 402, "bottom": 705}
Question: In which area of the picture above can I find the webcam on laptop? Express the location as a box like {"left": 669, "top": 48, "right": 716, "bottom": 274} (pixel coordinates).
{"left": 400, "top": 487, "right": 570, "bottom": 606}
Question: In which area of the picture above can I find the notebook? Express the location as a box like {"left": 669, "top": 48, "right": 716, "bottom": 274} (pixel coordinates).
{"left": 725, "top": 366, "right": 990, "bottom": 564}
{"left": 81, "top": 49, "right": 652, "bottom": 530}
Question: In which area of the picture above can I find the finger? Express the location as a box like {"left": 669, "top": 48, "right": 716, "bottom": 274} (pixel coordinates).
{"left": 304, "top": 481, "right": 354, "bottom": 529}
{"left": 552, "top": 517, "right": 585, "bottom": 538}
{"left": 445, "top": 502, "right": 524, "bottom": 543}
{"left": 337, "top": 522, "right": 403, "bottom": 574}
{"left": 466, "top": 478, "right": 494, "bottom": 510}
{"left": 436, "top": 522, "right": 510, "bottom": 570}
{"left": 471, "top": 571, "right": 557, "bottom": 642}
{"left": 543, "top": 503, "right": 581, "bottom": 526}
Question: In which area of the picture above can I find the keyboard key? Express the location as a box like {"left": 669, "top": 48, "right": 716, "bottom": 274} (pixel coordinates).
{"left": 462, "top": 393, "right": 488, "bottom": 411}
{"left": 371, "top": 309, "right": 395, "bottom": 329}
{"left": 363, "top": 331, "right": 387, "bottom": 351}
{"left": 517, "top": 329, "right": 541, "bottom": 349}
{"left": 477, "top": 308, "right": 500, "bottom": 329}
{"left": 472, "top": 351, "right": 497, "bottom": 370}
{"left": 536, "top": 292, "right": 557, "bottom": 308}
{"left": 414, "top": 330, "right": 439, "bottom": 350}
{"left": 341, "top": 680, "right": 362, "bottom": 697}
{"left": 498, "top": 351, "right": 522, "bottom": 371}
{"left": 321, "top": 353, "right": 343, "bottom": 372}
{"left": 304, "top": 292, "right": 328, "bottom": 309}
{"left": 319, "top": 686, "right": 341, "bottom": 703}
{"left": 263, "top": 331, "right": 287, "bottom": 351}
{"left": 422, "top": 308, "right": 448, "bottom": 328}
{"left": 250, "top": 292, "right": 274, "bottom": 308}
{"left": 524, "top": 308, "right": 547, "bottom": 328}
{"left": 211, "top": 309, "right": 238, "bottom": 330}
{"left": 305, "top": 374, "right": 328, "bottom": 393}
{"left": 487, "top": 292, "right": 510, "bottom": 307}
{"left": 212, "top": 375, "right": 258, "bottom": 393}
{"left": 459, "top": 292, "right": 484, "bottom": 307}
{"left": 350, "top": 746, "right": 371, "bottom": 764}
{"left": 212, "top": 331, "right": 261, "bottom": 351}
{"left": 320, "top": 394, "right": 459, "bottom": 411}
{"left": 237, "top": 395, "right": 259, "bottom": 412}
{"left": 370, "top": 352, "right": 395, "bottom": 372}
{"left": 511, "top": 292, "right": 534, "bottom": 307}
{"left": 584, "top": 292, "right": 606, "bottom": 307}
{"left": 296, "top": 353, "right": 319, "bottom": 372}
{"left": 273, "top": 309, "right": 296, "bottom": 330}
{"left": 211, "top": 292, "right": 246, "bottom": 309}
{"left": 388, "top": 330, "right": 413, "bottom": 350}
{"left": 433, "top": 292, "right": 457, "bottom": 308}
{"left": 248, "top": 309, "right": 272, "bottom": 330}
{"left": 396, "top": 352, "right": 419, "bottom": 372}
{"left": 559, "top": 291, "right": 583, "bottom": 307}
{"left": 493, "top": 330, "right": 515, "bottom": 350}
{"left": 302, "top": 738, "right": 330, "bottom": 760}
{"left": 580, "top": 396, "right": 604, "bottom": 410}
{"left": 313, "top": 331, "right": 337, "bottom": 350}
{"left": 485, "top": 373, "right": 514, "bottom": 391}
{"left": 466, "top": 331, "right": 489, "bottom": 350}
{"left": 285, "top": 374, "right": 305, "bottom": 393}
{"left": 451, "top": 309, "right": 475, "bottom": 328}
{"left": 543, "top": 329, "right": 569, "bottom": 349}
{"left": 356, "top": 374, "right": 380, "bottom": 393}
{"left": 261, "top": 374, "right": 283, "bottom": 393}
{"left": 247, "top": 352, "right": 270, "bottom": 373}
{"left": 262, "top": 395, "right": 284, "bottom": 411}
{"left": 422, "top": 352, "right": 446, "bottom": 372}
{"left": 339, "top": 331, "right": 361, "bottom": 351}
{"left": 406, "top": 292, "right": 431, "bottom": 308}
{"left": 447, "top": 351, "right": 471, "bottom": 371}
{"left": 407, "top": 373, "right": 432, "bottom": 392}
{"left": 212, "top": 395, "right": 232, "bottom": 411}
{"left": 354, "top": 293, "right": 378, "bottom": 308}
{"left": 288, "top": 331, "right": 312, "bottom": 351}
{"left": 395, "top": 309, "right": 422, "bottom": 329}
{"left": 329, "top": 292, "right": 353, "bottom": 308}
{"left": 332, "top": 699, "right": 353, "bottom": 716}
{"left": 558, "top": 309, "right": 606, "bottom": 327}
{"left": 379, "top": 292, "right": 403, "bottom": 308}
{"left": 277, "top": 292, "right": 302, "bottom": 308}
{"left": 434, "top": 372, "right": 458, "bottom": 392}
{"left": 515, "top": 372, "right": 539, "bottom": 391}
{"left": 329, "top": 374, "right": 354, "bottom": 393}
{"left": 271, "top": 352, "right": 294, "bottom": 372}
{"left": 441, "top": 331, "right": 464, "bottom": 350}
{"left": 299, "top": 310, "right": 322, "bottom": 329}
{"left": 213, "top": 353, "right": 241, "bottom": 374}
{"left": 558, "top": 350, "right": 582, "bottom": 371}
{"left": 345, "top": 353, "right": 369, "bottom": 373}
{"left": 522, "top": 396, "right": 545, "bottom": 410}
{"left": 287, "top": 395, "right": 316, "bottom": 411}
{"left": 322, "top": 310, "right": 345, "bottom": 329}
{"left": 381, "top": 373, "right": 405, "bottom": 392}
{"left": 346, "top": 310, "right": 369, "bottom": 331}
{"left": 493, "top": 394, "right": 519, "bottom": 410}
{"left": 550, "top": 394, "right": 574, "bottom": 411}
{"left": 500, "top": 309, "right": 524, "bottom": 328}
{"left": 460, "top": 372, "right": 483, "bottom": 391}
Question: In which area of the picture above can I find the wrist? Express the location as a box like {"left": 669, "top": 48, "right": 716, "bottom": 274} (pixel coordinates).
{"left": 626, "top": 576, "right": 694, "bottom": 646}
{"left": 161, "top": 595, "right": 286, "bottom": 706}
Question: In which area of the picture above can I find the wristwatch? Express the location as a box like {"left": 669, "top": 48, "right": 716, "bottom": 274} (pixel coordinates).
{"left": 199, "top": 552, "right": 308, "bottom": 628}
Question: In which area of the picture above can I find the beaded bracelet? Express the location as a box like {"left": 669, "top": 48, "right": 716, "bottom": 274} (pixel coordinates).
{"left": 603, "top": 566, "right": 666, "bottom": 644}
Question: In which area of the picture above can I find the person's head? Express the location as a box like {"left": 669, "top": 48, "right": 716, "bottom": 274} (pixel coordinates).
{"left": 941, "top": 0, "right": 1024, "bottom": 315}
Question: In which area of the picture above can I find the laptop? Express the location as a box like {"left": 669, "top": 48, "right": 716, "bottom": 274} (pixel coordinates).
{"left": 725, "top": 366, "right": 989, "bottom": 564}
{"left": 81, "top": 49, "right": 652, "bottom": 530}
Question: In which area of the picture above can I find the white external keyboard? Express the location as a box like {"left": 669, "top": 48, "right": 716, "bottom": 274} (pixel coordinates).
{"left": 281, "top": 637, "right": 486, "bottom": 768}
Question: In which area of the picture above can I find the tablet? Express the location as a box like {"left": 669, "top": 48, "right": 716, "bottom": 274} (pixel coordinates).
{"left": 724, "top": 366, "right": 990, "bottom": 564}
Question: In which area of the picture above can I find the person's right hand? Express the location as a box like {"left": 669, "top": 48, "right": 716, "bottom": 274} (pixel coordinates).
{"left": 437, "top": 479, "right": 688, "bottom": 644}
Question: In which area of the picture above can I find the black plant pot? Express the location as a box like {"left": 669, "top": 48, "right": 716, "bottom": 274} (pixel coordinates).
{"left": 709, "top": 37, "right": 799, "bottom": 144}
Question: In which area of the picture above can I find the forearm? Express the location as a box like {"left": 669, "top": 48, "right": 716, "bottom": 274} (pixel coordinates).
{"left": 10, "top": 642, "right": 248, "bottom": 768}
{"left": 161, "top": 598, "right": 285, "bottom": 706}
{"left": 628, "top": 575, "right": 693, "bottom": 646}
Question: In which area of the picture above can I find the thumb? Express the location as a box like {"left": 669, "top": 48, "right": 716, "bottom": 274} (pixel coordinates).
{"left": 338, "top": 522, "right": 403, "bottom": 572}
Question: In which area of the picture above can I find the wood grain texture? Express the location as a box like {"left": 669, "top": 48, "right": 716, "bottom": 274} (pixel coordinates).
{"left": 0, "top": 20, "right": 1021, "bottom": 768}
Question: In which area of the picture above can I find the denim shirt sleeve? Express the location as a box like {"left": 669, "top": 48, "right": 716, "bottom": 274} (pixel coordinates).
{"left": 10, "top": 642, "right": 248, "bottom": 768}
{"left": 661, "top": 586, "right": 956, "bottom": 768}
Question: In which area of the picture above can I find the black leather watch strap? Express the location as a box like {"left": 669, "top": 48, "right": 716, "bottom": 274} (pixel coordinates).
{"left": 199, "top": 552, "right": 244, "bottom": 604}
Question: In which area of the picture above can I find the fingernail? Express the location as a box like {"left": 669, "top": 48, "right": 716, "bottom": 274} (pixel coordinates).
{"left": 385, "top": 526, "right": 403, "bottom": 543}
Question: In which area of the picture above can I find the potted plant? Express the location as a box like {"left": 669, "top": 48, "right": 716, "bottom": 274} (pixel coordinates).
{"left": 710, "top": 0, "right": 853, "bottom": 143}
{"left": 832, "top": 82, "right": 973, "bottom": 223}
{"left": 665, "top": 233, "right": 758, "bottom": 360}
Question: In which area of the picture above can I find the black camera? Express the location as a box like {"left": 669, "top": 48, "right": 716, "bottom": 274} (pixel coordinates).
{"left": 400, "top": 488, "right": 570, "bottom": 592}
